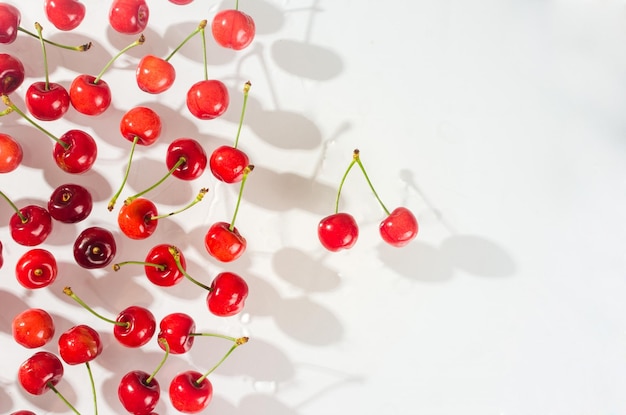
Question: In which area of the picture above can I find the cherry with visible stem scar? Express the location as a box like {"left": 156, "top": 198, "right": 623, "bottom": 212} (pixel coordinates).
{"left": 113, "top": 243, "right": 187, "bottom": 287}
{"left": 0, "top": 190, "right": 53, "bottom": 246}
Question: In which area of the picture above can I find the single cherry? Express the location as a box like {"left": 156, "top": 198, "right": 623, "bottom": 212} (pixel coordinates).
{"left": 157, "top": 312, "right": 195, "bottom": 354}
{"left": 15, "top": 248, "right": 58, "bottom": 289}
{"left": 44, "top": 0, "right": 86, "bottom": 31}
{"left": 117, "top": 197, "right": 158, "bottom": 240}
{"left": 48, "top": 183, "right": 93, "bottom": 223}
{"left": 211, "top": 6, "right": 256, "bottom": 51}
{"left": 166, "top": 137, "right": 207, "bottom": 181}
{"left": 73, "top": 226, "right": 117, "bottom": 269}
{"left": 12, "top": 308, "right": 55, "bottom": 348}
{"left": 187, "top": 79, "right": 229, "bottom": 120}
{"left": 318, "top": 212, "right": 359, "bottom": 252}
{"left": 0, "top": 53, "right": 25, "bottom": 95}
{"left": 1, "top": 191, "right": 53, "bottom": 246}
{"left": 113, "top": 244, "right": 187, "bottom": 287}
{"left": 0, "top": 132, "right": 23, "bottom": 172}
{"left": 207, "top": 272, "right": 249, "bottom": 317}
{"left": 169, "top": 0, "right": 194, "bottom": 4}
{"left": 379, "top": 206, "right": 418, "bottom": 247}
{"left": 0, "top": 3, "right": 20, "bottom": 44}
{"left": 10, "top": 411, "right": 37, "bottom": 415}
{"left": 18, "top": 351, "right": 63, "bottom": 395}
{"left": 0, "top": 240, "right": 3, "bottom": 269}
{"left": 109, "top": 0, "right": 149, "bottom": 35}
{"left": 58, "top": 324, "right": 102, "bottom": 365}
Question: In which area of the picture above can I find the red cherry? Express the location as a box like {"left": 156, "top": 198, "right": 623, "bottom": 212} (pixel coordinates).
{"left": 144, "top": 244, "right": 186, "bottom": 287}
{"left": 73, "top": 226, "right": 117, "bottom": 269}
{"left": 118, "top": 370, "right": 160, "bottom": 415}
{"left": 48, "top": 183, "right": 93, "bottom": 223}
{"left": 0, "top": 132, "right": 23, "bottom": 173}
{"left": 58, "top": 324, "right": 102, "bottom": 365}
{"left": 53, "top": 129, "right": 97, "bottom": 174}
{"left": 0, "top": 3, "right": 20, "bottom": 44}
{"left": 18, "top": 351, "right": 64, "bottom": 395}
{"left": 7, "top": 204, "right": 53, "bottom": 246}
{"left": 120, "top": 106, "right": 162, "bottom": 146}
{"left": 204, "top": 221, "right": 246, "bottom": 263}
{"left": 166, "top": 137, "right": 207, "bottom": 180}
{"left": 211, "top": 9, "right": 255, "bottom": 51}
{"left": 207, "top": 272, "right": 248, "bottom": 317}
{"left": 169, "top": 0, "right": 193, "bottom": 4}
{"left": 0, "top": 53, "right": 25, "bottom": 95}
{"left": 118, "top": 198, "right": 158, "bottom": 240}
{"left": 114, "top": 306, "right": 156, "bottom": 348}
{"left": 186, "top": 79, "right": 229, "bottom": 120}
{"left": 69, "top": 74, "right": 111, "bottom": 116}
{"left": 318, "top": 212, "right": 359, "bottom": 252}
{"left": 136, "top": 54, "right": 176, "bottom": 94}
{"left": 109, "top": 0, "right": 149, "bottom": 35}
{"left": 157, "top": 312, "right": 195, "bottom": 354}
{"left": 44, "top": 0, "right": 86, "bottom": 31}
{"left": 169, "top": 370, "right": 212, "bottom": 413}
{"left": 12, "top": 308, "right": 55, "bottom": 348}
{"left": 0, "top": 240, "right": 3, "bottom": 269}
{"left": 209, "top": 145, "right": 249, "bottom": 183}
{"left": 15, "top": 248, "right": 58, "bottom": 289}
{"left": 11, "top": 411, "right": 37, "bottom": 415}
{"left": 379, "top": 207, "right": 418, "bottom": 247}
{"left": 25, "top": 81, "right": 70, "bottom": 121}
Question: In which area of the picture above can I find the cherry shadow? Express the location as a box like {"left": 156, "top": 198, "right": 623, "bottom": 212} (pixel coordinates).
{"left": 163, "top": 21, "right": 236, "bottom": 67}
{"left": 270, "top": 39, "right": 344, "bottom": 81}
{"left": 106, "top": 25, "right": 162, "bottom": 61}
{"left": 272, "top": 246, "right": 340, "bottom": 293}
{"left": 0, "top": 386, "right": 11, "bottom": 414}
{"left": 0, "top": 289, "right": 30, "bottom": 334}
{"left": 219, "top": 0, "right": 285, "bottom": 35}
{"left": 43, "top": 169, "right": 112, "bottom": 204}
{"left": 18, "top": 375, "right": 79, "bottom": 414}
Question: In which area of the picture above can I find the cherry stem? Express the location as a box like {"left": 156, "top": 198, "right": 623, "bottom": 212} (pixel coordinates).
{"left": 1, "top": 95, "right": 69, "bottom": 149}
{"left": 146, "top": 338, "right": 170, "bottom": 384}
{"left": 108, "top": 136, "right": 139, "bottom": 211}
{"left": 112, "top": 261, "right": 165, "bottom": 272}
{"left": 353, "top": 149, "right": 390, "bottom": 215}
{"left": 333, "top": 151, "right": 358, "bottom": 214}
{"left": 0, "top": 190, "right": 27, "bottom": 223}
{"left": 85, "top": 361, "right": 98, "bottom": 415}
{"left": 229, "top": 165, "right": 253, "bottom": 232}
{"left": 34, "top": 22, "right": 50, "bottom": 90}
{"left": 189, "top": 332, "right": 239, "bottom": 342}
{"left": 195, "top": 336, "right": 248, "bottom": 384}
{"left": 63, "top": 286, "right": 129, "bottom": 328}
{"left": 18, "top": 26, "right": 92, "bottom": 51}
{"left": 47, "top": 382, "right": 82, "bottom": 415}
{"left": 124, "top": 157, "right": 186, "bottom": 204}
{"left": 169, "top": 246, "right": 212, "bottom": 291}
{"left": 150, "top": 188, "right": 209, "bottom": 220}
{"left": 95, "top": 34, "right": 145, "bottom": 84}
{"left": 200, "top": 25, "right": 208, "bottom": 80}
{"left": 235, "top": 0, "right": 240, "bottom": 10}
{"left": 165, "top": 20, "right": 207, "bottom": 61}
{"left": 233, "top": 81, "right": 251, "bottom": 149}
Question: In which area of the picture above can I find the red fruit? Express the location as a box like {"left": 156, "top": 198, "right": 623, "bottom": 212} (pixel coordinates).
{"left": 109, "top": 0, "right": 149, "bottom": 35}
{"left": 0, "top": 132, "right": 23, "bottom": 173}
{"left": 69, "top": 74, "right": 111, "bottom": 116}
{"left": 207, "top": 272, "right": 248, "bottom": 317}
{"left": 53, "top": 129, "right": 98, "bottom": 174}
{"left": 0, "top": 240, "right": 3, "bottom": 269}
{"left": 169, "top": 370, "right": 212, "bottom": 413}
{"left": 58, "top": 324, "right": 102, "bottom": 365}
{"left": 18, "top": 351, "right": 64, "bottom": 395}
{"left": 12, "top": 308, "right": 55, "bottom": 349}
{"left": 318, "top": 212, "right": 359, "bottom": 252}
{"left": 114, "top": 306, "right": 156, "bottom": 348}
{"left": 73, "top": 226, "right": 117, "bottom": 269}
{"left": 204, "top": 221, "right": 246, "bottom": 263}
{"left": 157, "top": 312, "right": 195, "bottom": 354}
{"left": 379, "top": 207, "right": 418, "bottom": 247}
{"left": 48, "top": 183, "right": 93, "bottom": 223}
{"left": 136, "top": 54, "right": 176, "bottom": 94}
{"left": 118, "top": 198, "right": 158, "bottom": 240}
{"left": 166, "top": 137, "right": 207, "bottom": 180}
{"left": 120, "top": 106, "right": 162, "bottom": 146}
{"left": 209, "top": 145, "right": 248, "bottom": 183}
{"left": 186, "top": 79, "right": 229, "bottom": 120}
{"left": 169, "top": 0, "right": 193, "bottom": 4}
{"left": 0, "top": 53, "right": 25, "bottom": 95}
{"left": 0, "top": 3, "right": 20, "bottom": 44}
{"left": 44, "top": 0, "right": 86, "bottom": 31}
{"left": 15, "top": 248, "right": 58, "bottom": 289}
{"left": 9, "top": 205, "right": 53, "bottom": 246}
{"left": 11, "top": 411, "right": 37, "bottom": 415}
{"left": 118, "top": 370, "right": 160, "bottom": 415}
{"left": 211, "top": 9, "right": 255, "bottom": 51}
{"left": 25, "top": 82, "right": 70, "bottom": 121}
{"left": 144, "top": 244, "right": 186, "bottom": 287}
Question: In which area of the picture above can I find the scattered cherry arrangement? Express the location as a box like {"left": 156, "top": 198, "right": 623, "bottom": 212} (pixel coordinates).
{"left": 0, "top": 0, "right": 417, "bottom": 414}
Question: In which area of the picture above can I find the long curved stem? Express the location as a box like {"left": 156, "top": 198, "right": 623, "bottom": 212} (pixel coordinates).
{"left": 95, "top": 35, "right": 145, "bottom": 83}
{"left": 18, "top": 26, "right": 92, "bottom": 51}
{"left": 200, "top": 26, "right": 208, "bottom": 80}
{"left": 169, "top": 246, "right": 212, "bottom": 291}
{"left": 195, "top": 337, "right": 248, "bottom": 384}
{"left": 0, "top": 190, "right": 27, "bottom": 222}
{"left": 333, "top": 152, "right": 358, "bottom": 214}
{"left": 166, "top": 20, "right": 207, "bottom": 61}
{"left": 113, "top": 261, "right": 165, "bottom": 272}
{"left": 108, "top": 136, "right": 139, "bottom": 211}
{"left": 47, "top": 383, "right": 82, "bottom": 415}
{"left": 229, "top": 165, "right": 253, "bottom": 231}
{"left": 63, "top": 287, "right": 128, "bottom": 328}
{"left": 233, "top": 81, "right": 251, "bottom": 149}
{"left": 34, "top": 22, "right": 50, "bottom": 89}
{"left": 353, "top": 150, "right": 390, "bottom": 215}
{"left": 150, "top": 188, "right": 208, "bottom": 220}
{"left": 146, "top": 339, "right": 170, "bottom": 384}
{"left": 85, "top": 361, "right": 98, "bottom": 415}
{"left": 125, "top": 157, "right": 186, "bottom": 204}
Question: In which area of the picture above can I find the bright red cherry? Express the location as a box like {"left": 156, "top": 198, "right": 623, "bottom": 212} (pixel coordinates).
{"left": 117, "top": 198, "right": 158, "bottom": 240}
{"left": 48, "top": 183, "right": 93, "bottom": 223}
{"left": 209, "top": 145, "right": 248, "bottom": 183}
{"left": 0, "top": 53, "right": 25, "bottom": 95}
{"left": 0, "top": 132, "right": 23, "bottom": 172}
{"left": 69, "top": 74, "right": 111, "bottom": 116}
{"left": 109, "top": 0, "right": 149, "bottom": 35}
{"left": 204, "top": 221, "right": 246, "bottom": 263}
{"left": 207, "top": 272, "right": 248, "bottom": 317}
{"left": 120, "top": 106, "right": 162, "bottom": 145}
{"left": 118, "top": 370, "right": 161, "bottom": 415}
{"left": 53, "top": 129, "right": 97, "bottom": 174}
{"left": 114, "top": 306, "right": 156, "bottom": 348}
{"left": 318, "top": 212, "right": 359, "bottom": 252}
{"left": 11, "top": 411, "right": 37, "bottom": 415}
{"left": 186, "top": 79, "right": 229, "bottom": 120}
{"left": 157, "top": 312, "right": 195, "bottom": 354}
{"left": 15, "top": 248, "right": 58, "bottom": 289}
{"left": 136, "top": 54, "right": 175, "bottom": 94}
{"left": 44, "top": 0, "right": 86, "bottom": 31}
{"left": 7, "top": 204, "right": 53, "bottom": 246}
{"left": 25, "top": 81, "right": 70, "bottom": 121}
{"left": 144, "top": 244, "right": 186, "bottom": 286}
{"left": 211, "top": 9, "right": 255, "bottom": 51}
{"left": 169, "top": 371, "right": 212, "bottom": 413}
{"left": 12, "top": 308, "right": 55, "bottom": 348}
{"left": 58, "top": 324, "right": 102, "bottom": 365}
{"left": 379, "top": 207, "right": 418, "bottom": 247}
{"left": 166, "top": 137, "right": 207, "bottom": 180}
{"left": 73, "top": 226, "right": 117, "bottom": 269}
{"left": 0, "top": 240, "right": 3, "bottom": 269}
{"left": 169, "top": 0, "right": 193, "bottom": 4}
{"left": 18, "top": 351, "right": 64, "bottom": 395}
{"left": 0, "top": 3, "right": 20, "bottom": 44}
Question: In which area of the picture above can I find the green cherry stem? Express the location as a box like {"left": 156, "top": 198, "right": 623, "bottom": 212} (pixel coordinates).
{"left": 1, "top": 95, "right": 70, "bottom": 150}
{"left": 112, "top": 261, "right": 165, "bottom": 272}
{"left": 47, "top": 382, "right": 82, "bottom": 415}
{"left": 169, "top": 246, "right": 212, "bottom": 291}
{"left": 233, "top": 81, "right": 251, "bottom": 149}
{"left": 229, "top": 165, "right": 253, "bottom": 232}
{"left": 108, "top": 136, "right": 139, "bottom": 211}
{"left": 34, "top": 22, "right": 50, "bottom": 90}
{"left": 95, "top": 35, "right": 145, "bottom": 84}
{"left": 165, "top": 20, "right": 207, "bottom": 61}
{"left": 85, "top": 361, "right": 98, "bottom": 415}
{"left": 333, "top": 150, "right": 358, "bottom": 214}
{"left": 195, "top": 336, "right": 248, "bottom": 384}
{"left": 200, "top": 22, "right": 208, "bottom": 80}
{"left": 353, "top": 149, "right": 390, "bottom": 215}
{"left": 124, "top": 157, "right": 186, "bottom": 204}
{"left": 0, "top": 190, "right": 27, "bottom": 223}
{"left": 146, "top": 338, "right": 170, "bottom": 384}
{"left": 17, "top": 26, "right": 92, "bottom": 51}
{"left": 235, "top": 0, "right": 239, "bottom": 10}
{"left": 63, "top": 287, "right": 129, "bottom": 329}
{"left": 150, "top": 188, "right": 209, "bottom": 220}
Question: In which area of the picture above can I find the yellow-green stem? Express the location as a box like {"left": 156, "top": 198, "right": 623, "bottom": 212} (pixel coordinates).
{"left": 95, "top": 35, "right": 145, "bottom": 83}
{"left": 150, "top": 188, "right": 208, "bottom": 220}
{"left": 47, "top": 383, "right": 82, "bottom": 415}
{"left": 18, "top": 26, "right": 91, "bottom": 51}
{"left": 125, "top": 157, "right": 186, "bottom": 204}
{"left": 34, "top": 22, "right": 50, "bottom": 90}
{"left": 63, "top": 287, "right": 129, "bottom": 328}
{"left": 229, "top": 165, "right": 253, "bottom": 232}
{"left": 0, "top": 190, "right": 27, "bottom": 223}
{"left": 113, "top": 261, "right": 165, "bottom": 272}
{"left": 353, "top": 150, "right": 390, "bottom": 215}
{"left": 85, "top": 361, "right": 98, "bottom": 415}
{"left": 169, "top": 246, "right": 212, "bottom": 291}
{"left": 108, "top": 136, "right": 139, "bottom": 211}
{"left": 146, "top": 338, "right": 170, "bottom": 384}
{"left": 195, "top": 337, "right": 248, "bottom": 384}
{"left": 166, "top": 20, "right": 207, "bottom": 61}
{"left": 233, "top": 81, "right": 251, "bottom": 149}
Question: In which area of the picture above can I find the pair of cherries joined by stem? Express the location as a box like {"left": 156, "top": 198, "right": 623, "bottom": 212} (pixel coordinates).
{"left": 318, "top": 149, "right": 419, "bottom": 251}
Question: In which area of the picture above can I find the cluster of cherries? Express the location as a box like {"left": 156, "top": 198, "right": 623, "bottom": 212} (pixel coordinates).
{"left": 1, "top": 0, "right": 258, "bottom": 414}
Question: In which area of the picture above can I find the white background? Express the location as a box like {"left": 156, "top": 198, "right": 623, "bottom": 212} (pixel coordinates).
{"left": 1, "top": 0, "right": 626, "bottom": 414}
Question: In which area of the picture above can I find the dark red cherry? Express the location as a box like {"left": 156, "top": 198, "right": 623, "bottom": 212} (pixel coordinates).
{"left": 0, "top": 3, "right": 20, "bottom": 44}
{"left": 73, "top": 226, "right": 117, "bottom": 269}
{"left": 48, "top": 183, "right": 93, "bottom": 223}
{"left": 0, "top": 53, "right": 25, "bottom": 95}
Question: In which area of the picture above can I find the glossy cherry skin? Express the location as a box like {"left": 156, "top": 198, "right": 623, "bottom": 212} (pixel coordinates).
{"left": 0, "top": 53, "right": 25, "bottom": 95}
{"left": 211, "top": 9, "right": 255, "bottom": 51}
{"left": 318, "top": 212, "right": 359, "bottom": 252}
{"left": 25, "top": 82, "right": 70, "bottom": 121}
{"left": 186, "top": 79, "right": 229, "bottom": 120}
{"left": 53, "top": 129, "right": 97, "bottom": 174}
{"left": 157, "top": 312, "right": 195, "bottom": 354}
{"left": 144, "top": 244, "right": 186, "bottom": 287}
{"left": 136, "top": 54, "right": 175, "bottom": 94}
{"left": 69, "top": 74, "right": 111, "bottom": 116}
{"left": 0, "top": 240, "right": 3, "bottom": 269}
{"left": 204, "top": 221, "right": 246, "bottom": 263}
{"left": 209, "top": 145, "right": 249, "bottom": 183}
{"left": 15, "top": 248, "right": 58, "bottom": 289}
{"left": 169, "top": 0, "right": 193, "bottom": 4}
{"left": 109, "top": 0, "right": 149, "bottom": 35}
{"left": 73, "top": 226, "right": 117, "bottom": 269}
{"left": 10, "top": 206, "right": 53, "bottom": 246}
{"left": 11, "top": 411, "right": 37, "bottom": 415}
{"left": 58, "top": 324, "right": 102, "bottom": 365}
{"left": 207, "top": 272, "right": 248, "bottom": 317}
{"left": 0, "top": 132, "right": 23, "bottom": 172}
{"left": 48, "top": 183, "right": 92, "bottom": 223}
{"left": 379, "top": 207, "right": 418, "bottom": 247}
{"left": 12, "top": 308, "right": 55, "bottom": 349}
{"left": 0, "top": 3, "right": 20, "bottom": 44}
{"left": 44, "top": 0, "right": 86, "bottom": 31}
{"left": 18, "top": 351, "right": 64, "bottom": 395}
{"left": 167, "top": 138, "right": 207, "bottom": 180}
{"left": 169, "top": 370, "right": 212, "bottom": 413}
{"left": 118, "top": 370, "right": 160, "bottom": 415}
{"left": 114, "top": 306, "right": 156, "bottom": 347}
{"left": 120, "top": 106, "right": 162, "bottom": 145}
{"left": 118, "top": 198, "right": 158, "bottom": 240}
